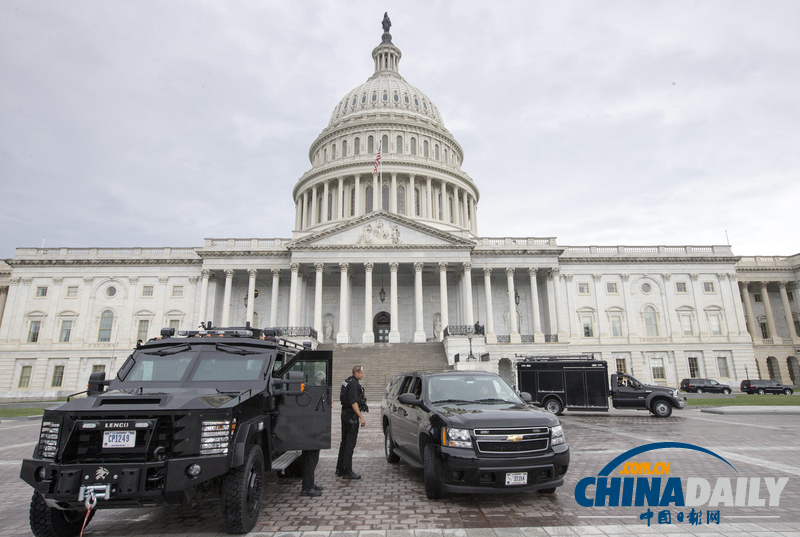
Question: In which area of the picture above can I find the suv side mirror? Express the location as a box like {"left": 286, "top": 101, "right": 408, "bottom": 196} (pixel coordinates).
{"left": 519, "top": 391, "right": 532, "bottom": 403}
{"left": 88, "top": 371, "right": 108, "bottom": 396}
{"left": 398, "top": 392, "right": 429, "bottom": 411}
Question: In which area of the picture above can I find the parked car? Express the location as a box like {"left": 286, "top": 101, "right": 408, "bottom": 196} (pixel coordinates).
{"left": 680, "top": 378, "right": 732, "bottom": 394}
{"left": 381, "top": 371, "right": 569, "bottom": 499}
{"left": 740, "top": 379, "right": 794, "bottom": 395}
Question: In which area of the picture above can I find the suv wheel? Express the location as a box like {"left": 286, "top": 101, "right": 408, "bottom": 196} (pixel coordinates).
{"left": 696, "top": 388, "right": 703, "bottom": 394}
{"left": 757, "top": 388, "right": 766, "bottom": 395}
{"left": 29, "top": 491, "right": 92, "bottom": 537}
{"left": 544, "top": 397, "right": 563, "bottom": 415}
{"left": 785, "top": 389, "right": 793, "bottom": 395}
{"left": 423, "top": 443, "right": 443, "bottom": 500}
{"left": 722, "top": 388, "right": 731, "bottom": 395}
{"left": 221, "top": 443, "right": 264, "bottom": 534}
{"left": 651, "top": 399, "right": 672, "bottom": 418}
{"left": 385, "top": 429, "right": 399, "bottom": 463}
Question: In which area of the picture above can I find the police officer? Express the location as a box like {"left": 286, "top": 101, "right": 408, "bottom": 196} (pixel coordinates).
{"left": 335, "top": 365, "right": 366, "bottom": 479}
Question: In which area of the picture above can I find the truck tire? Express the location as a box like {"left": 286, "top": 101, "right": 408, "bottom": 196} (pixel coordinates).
{"left": 29, "top": 491, "right": 92, "bottom": 537}
{"left": 651, "top": 399, "right": 672, "bottom": 418}
{"left": 385, "top": 429, "right": 399, "bottom": 463}
{"left": 221, "top": 444, "right": 264, "bottom": 534}
{"left": 423, "top": 443, "right": 443, "bottom": 500}
{"left": 544, "top": 397, "right": 563, "bottom": 415}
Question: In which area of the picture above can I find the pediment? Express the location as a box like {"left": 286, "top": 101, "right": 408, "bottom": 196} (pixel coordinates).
{"left": 289, "top": 212, "right": 474, "bottom": 250}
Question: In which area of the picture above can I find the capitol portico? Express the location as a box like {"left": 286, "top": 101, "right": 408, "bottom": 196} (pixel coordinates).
{"left": 0, "top": 17, "right": 798, "bottom": 399}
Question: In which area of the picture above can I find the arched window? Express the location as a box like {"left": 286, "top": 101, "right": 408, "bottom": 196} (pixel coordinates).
{"left": 443, "top": 148, "right": 448, "bottom": 163}
{"left": 323, "top": 148, "right": 327, "bottom": 162}
{"left": 382, "top": 183, "right": 389, "bottom": 210}
{"left": 643, "top": 306, "right": 659, "bottom": 337}
{"left": 354, "top": 137, "right": 360, "bottom": 155}
{"left": 98, "top": 310, "right": 114, "bottom": 342}
{"left": 449, "top": 196, "right": 454, "bottom": 222}
{"left": 397, "top": 186, "right": 405, "bottom": 214}
{"left": 331, "top": 144, "right": 337, "bottom": 159}
{"left": 396, "top": 135, "right": 403, "bottom": 154}
{"left": 317, "top": 196, "right": 323, "bottom": 223}
{"left": 350, "top": 188, "right": 355, "bottom": 216}
{"left": 437, "top": 193, "right": 442, "bottom": 219}
{"left": 410, "top": 138, "right": 417, "bottom": 155}
{"left": 435, "top": 144, "right": 440, "bottom": 160}
{"left": 415, "top": 188, "right": 420, "bottom": 216}
{"left": 342, "top": 140, "right": 348, "bottom": 157}
{"left": 366, "top": 186, "right": 374, "bottom": 212}
{"left": 327, "top": 193, "right": 333, "bottom": 221}
{"left": 423, "top": 140, "right": 429, "bottom": 158}
{"left": 382, "top": 135, "right": 389, "bottom": 153}
{"left": 368, "top": 136, "right": 374, "bottom": 154}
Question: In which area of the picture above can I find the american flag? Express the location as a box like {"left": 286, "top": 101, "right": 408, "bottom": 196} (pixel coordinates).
{"left": 373, "top": 142, "right": 381, "bottom": 173}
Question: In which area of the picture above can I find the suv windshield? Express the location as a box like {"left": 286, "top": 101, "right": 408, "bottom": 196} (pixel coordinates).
{"left": 427, "top": 375, "right": 522, "bottom": 404}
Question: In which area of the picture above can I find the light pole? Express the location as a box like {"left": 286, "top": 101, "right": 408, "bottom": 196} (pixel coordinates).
{"left": 467, "top": 325, "right": 475, "bottom": 361}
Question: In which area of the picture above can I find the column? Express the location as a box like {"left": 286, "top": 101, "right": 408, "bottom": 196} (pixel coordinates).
{"left": 409, "top": 174, "right": 416, "bottom": 217}
{"left": 438, "top": 262, "right": 449, "bottom": 340}
{"left": 372, "top": 173, "right": 379, "bottom": 212}
{"left": 0, "top": 285, "right": 8, "bottom": 333}
{"left": 426, "top": 176, "right": 433, "bottom": 219}
{"left": 390, "top": 172, "right": 397, "bottom": 213}
{"left": 246, "top": 269, "right": 257, "bottom": 327}
{"left": 294, "top": 196, "right": 302, "bottom": 230}
{"left": 337, "top": 177, "right": 345, "bottom": 219}
{"left": 363, "top": 262, "right": 374, "bottom": 343}
{"left": 288, "top": 263, "right": 300, "bottom": 327}
{"left": 726, "top": 274, "right": 745, "bottom": 336}
{"left": 301, "top": 191, "right": 308, "bottom": 229}
{"left": 354, "top": 174, "right": 361, "bottom": 216}
{"left": 759, "top": 282, "right": 778, "bottom": 340}
{"left": 620, "top": 274, "right": 634, "bottom": 340}
{"left": 221, "top": 269, "right": 234, "bottom": 327}
{"left": 414, "top": 262, "right": 426, "bottom": 342}
{"left": 470, "top": 196, "right": 477, "bottom": 233}
{"left": 505, "top": 268, "right": 520, "bottom": 342}
{"left": 337, "top": 263, "right": 350, "bottom": 343}
{"left": 310, "top": 185, "right": 319, "bottom": 225}
{"left": 453, "top": 185, "right": 461, "bottom": 226}
{"left": 463, "top": 262, "right": 474, "bottom": 326}
{"left": 549, "top": 268, "right": 566, "bottom": 339}
{"left": 322, "top": 181, "right": 329, "bottom": 223}
{"left": 389, "top": 262, "right": 400, "bottom": 342}
{"left": 778, "top": 282, "right": 798, "bottom": 339}
{"left": 314, "top": 263, "right": 324, "bottom": 336}
{"left": 528, "top": 268, "right": 543, "bottom": 341}
{"left": 689, "top": 274, "right": 707, "bottom": 336}
{"left": 740, "top": 281, "right": 759, "bottom": 341}
{"left": 196, "top": 270, "right": 210, "bottom": 327}
{"left": 483, "top": 268, "right": 496, "bottom": 343}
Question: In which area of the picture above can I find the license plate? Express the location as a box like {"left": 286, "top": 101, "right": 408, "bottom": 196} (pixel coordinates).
{"left": 505, "top": 472, "right": 528, "bottom": 486}
{"left": 102, "top": 430, "right": 135, "bottom": 448}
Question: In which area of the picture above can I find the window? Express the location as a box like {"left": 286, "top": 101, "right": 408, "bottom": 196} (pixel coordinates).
{"left": 397, "top": 186, "right": 405, "bottom": 214}
{"left": 581, "top": 315, "right": 594, "bottom": 337}
{"left": 577, "top": 283, "right": 590, "bottom": 294}
{"left": 98, "top": 310, "right": 114, "bottom": 342}
{"left": 142, "top": 285, "right": 154, "bottom": 297}
{"left": 36, "top": 286, "right": 48, "bottom": 297}
{"left": 423, "top": 140, "right": 429, "bottom": 157}
{"left": 688, "top": 357, "right": 700, "bottom": 378}
{"left": 105, "top": 286, "right": 117, "bottom": 298}
{"left": 759, "top": 322, "right": 769, "bottom": 339}
{"left": 615, "top": 358, "right": 628, "bottom": 374}
{"left": 643, "top": 306, "right": 659, "bottom": 336}
{"left": 172, "top": 285, "right": 184, "bottom": 298}
{"left": 366, "top": 186, "right": 373, "bottom": 212}
{"left": 611, "top": 315, "right": 623, "bottom": 337}
{"left": 435, "top": 144, "right": 440, "bottom": 160}
{"left": 651, "top": 357, "right": 666, "bottom": 380}
{"left": 350, "top": 188, "right": 355, "bottom": 216}
{"left": 51, "top": 365, "right": 65, "bottom": 388}
{"left": 717, "top": 356, "right": 730, "bottom": 378}
{"left": 354, "top": 137, "right": 360, "bottom": 155}
{"left": 66, "top": 286, "right": 78, "bottom": 297}
{"left": 676, "top": 282, "right": 687, "bottom": 294}
{"left": 328, "top": 193, "right": 333, "bottom": 220}
{"left": 410, "top": 138, "right": 416, "bottom": 155}
{"left": 331, "top": 144, "right": 337, "bottom": 159}
{"left": 680, "top": 314, "right": 694, "bottom": 336}
{"left": 342, "top": 140, "right": 348, "bottom": 156}
{"left": 59, "top": 320, "right": 73, "bottom": 342}
{"left": 28, "top": 320, "right": 41, "bottom": 343}
{"left": 606, "top": 282, "right": 618, "bottom": 294}
{"left": 169, "top": 319, "right": 180, "bottom": 330}
{"left": 753, "top": 293, "right": 762, "bottom": 302}
{"left": 382, "top": 135, "right": 389, "bottom": 154}
{"left": 18, "top": 365, "right": 33, "bottom": 388}
{"left": 703, "top": 282, "right": 715, "bottom": 293}
{"left": 448, "top": 196, "right": 454, "bottom": 222}
{"left": 794, "top": 320, "right": 800, "bottom": 335}
{"left": 368, "top": 136, "right": 374, "bottom": 154}
{"left": 641, "top": 283, "right": 652, "bottom": 294}
{"left": 788, "top": 291, "right": 794, "bottom": 301}
{"left": 709, "top": 313, "right": 722, "bottom": 336}
{"left": 92, "top": 364, "right": 106, "bottom": 374}
{"left": 382, "top": 184, "right": 389, "bottom": 210}
{"left": 415, "top": 188, "right": 420, "bottom": 216}
{"left": 396, "top": 135, "right": 402, "bottom": 154}
{"left": 137, "top": 319, "right": 150, "bottom": 342}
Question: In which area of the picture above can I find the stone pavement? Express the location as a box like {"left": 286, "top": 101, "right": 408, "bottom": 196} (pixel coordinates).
{"left": 1, "top": 406, "right": 800, "bottom": 536}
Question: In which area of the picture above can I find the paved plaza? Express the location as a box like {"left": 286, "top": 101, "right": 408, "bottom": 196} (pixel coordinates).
{"left": 1, "top": 406, "right": 799, "bottom": 536}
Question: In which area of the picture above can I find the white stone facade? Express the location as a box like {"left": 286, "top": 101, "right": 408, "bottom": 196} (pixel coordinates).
{"left": 1, "top": 24, "right": 798, "bottom": 400}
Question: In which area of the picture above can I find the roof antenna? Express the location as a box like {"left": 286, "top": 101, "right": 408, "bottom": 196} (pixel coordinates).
{"left": 725, "top": 230, "right": 730, "bottom": 246}
{"left": 41, "top": 236, "right": 46, "bottom": 248}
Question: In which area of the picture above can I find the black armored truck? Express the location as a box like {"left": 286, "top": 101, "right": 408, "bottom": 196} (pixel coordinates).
{"left": 517, "top": 355, "right": 686, "bottom": 417}
{"left": 20, "top": 326, "right": 332, "bottom": 536}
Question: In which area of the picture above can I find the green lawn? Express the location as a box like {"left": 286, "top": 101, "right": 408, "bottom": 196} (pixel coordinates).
{"left": 0, "top": 407, "right": 45, "bottom": 417}
{"left": 686, "top": 394, "right": 800, "bottom": 407}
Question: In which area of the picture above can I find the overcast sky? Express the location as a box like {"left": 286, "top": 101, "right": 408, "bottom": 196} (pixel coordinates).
{"left": 1, "top": 1, "right": 799, "bottom": 260}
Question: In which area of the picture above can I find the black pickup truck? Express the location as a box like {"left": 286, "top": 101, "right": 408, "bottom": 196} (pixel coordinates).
{"left": 20, "top": 326, "right": 332, "bottom": 536}
{"left": 517, "top": 356, "right": 686, "bottom": 417}
{"left": 381, "top": 370, "right": 570, "bottom": 499}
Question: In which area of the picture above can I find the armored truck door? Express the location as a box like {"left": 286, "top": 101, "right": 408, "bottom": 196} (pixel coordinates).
{"left": 273, "top": 350, "right": 332, "bottom": 451}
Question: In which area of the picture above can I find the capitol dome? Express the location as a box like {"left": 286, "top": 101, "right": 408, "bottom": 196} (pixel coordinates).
{"left": 293, "top": 15, "right": 479, "bottom": 238}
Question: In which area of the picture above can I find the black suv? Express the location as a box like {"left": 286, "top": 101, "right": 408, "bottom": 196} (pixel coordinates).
{"left": 680, "top": 378, "right": 732, "bottom": 394}
{"left": 20, "top": 326, "right": 332, "bottom": 536}
{"left": 381, "top": 371, "right": 569, "bottom": 499}
{"left": 740, "top": 379, "right": 794, "bottom": 395}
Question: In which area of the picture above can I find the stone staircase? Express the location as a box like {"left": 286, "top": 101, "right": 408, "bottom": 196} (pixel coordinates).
{"left": 317, "top": 342, "right": 450, "bottom": 406}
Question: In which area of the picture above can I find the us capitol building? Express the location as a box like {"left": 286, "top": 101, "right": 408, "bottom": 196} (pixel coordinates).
{"left": 1, "top": 18, "right": 798, "bottom": 399}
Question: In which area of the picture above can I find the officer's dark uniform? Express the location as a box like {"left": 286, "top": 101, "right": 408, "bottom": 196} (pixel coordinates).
{"left": 335, "top": 374, "right": 365, "bottom": 478}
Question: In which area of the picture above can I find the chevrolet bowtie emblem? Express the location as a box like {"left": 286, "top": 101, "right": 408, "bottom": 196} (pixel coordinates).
{"left": 507, "top": 434, "right": 524, "bottom": 442}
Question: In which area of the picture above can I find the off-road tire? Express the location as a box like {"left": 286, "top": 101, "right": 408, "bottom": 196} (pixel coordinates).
{"left": 722, "top": 388, "right": 731, "bottom": 395}
{"left": 221, "top": 444, "right": 264, "bottom": 534}
{"left": 651, "top": 399, "right": 672, "bottom": 418}
{"left": 29, "top": 491, "right": 92, "bottom": 537}
{"left": 544, "top": 397, "right": 564, "bottom": 415}
{"left": 385, "top": 429, "right": 399, "bottom": 463}
{"left": 423, "top": 443, "right": 443, "bottom": 500}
